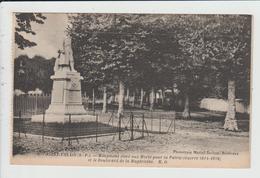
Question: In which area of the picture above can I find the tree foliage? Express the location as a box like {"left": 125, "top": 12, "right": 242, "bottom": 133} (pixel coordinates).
{"left": 14, "top": 55, "right": 55, "bottom": 93}
{"left": 15, "top": 13, "right": 46, "bottom": 49}
{"left": 204, "top": 15, "right": 251, "bottom": 102}
{"left": 67, "top": 14, "right": 251, "bottom": 104}
{"left": 68, "top": 14, "right": 147, "bottom": 95}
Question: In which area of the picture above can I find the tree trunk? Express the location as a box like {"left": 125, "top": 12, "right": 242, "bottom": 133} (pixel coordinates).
{"left": 111, "top": 93, "right": 116, "bottom": 103}
{"left": 118, "top": 80, "right": 125, "bottom": 116}
{"left": 125, "top": 88, "right": 130, "bottom": 105}
{"left": 150, "top": 87, "right": 155, "bottom": 111}
{"left": 132, "top": 91, "right": 136, "bottom": 106}
{"left": 146, "top": 91, "right": 149, "bottom": 105}
{"left": 182, "top": 93, "right": 191, "bottom": 119}
{"left": 224, "top": 80, "right": 238, "bottom": 131}
{"left": 140, "top": 88, "right": 144, "bottom": 109}
{"left": 161, "top": 89, "right": 165, "bottom": 105}
{"left": 102, "top": 86, "right": 107, "bottom": 113}
{"left": 92, "top": 88, "right": 95, "bottom": 112}
{"left": 154, "top": 91, "right": 157, "bottom": 105}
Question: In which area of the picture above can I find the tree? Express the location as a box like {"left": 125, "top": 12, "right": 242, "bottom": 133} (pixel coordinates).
{"left": 204, "top": 15, "right": 251, "bottom": 131}
{"left": 14, "top": 55, "right": 55, "bottom": 93}
{"left": 68, "top": 14, "right": 114, "bottom": 112}
{"left": 68, "top": 14, "right": 146, "bottom": 116}
{"left": 15, "top": 13, "right": 46, "bottom": 49}
{"left": 68, "top": 13, "right": 251, "bottom": 129}
{"left": 134, "top": 15, "right": 180, "bottom": 111}
{"left": 171, "top": 15, "right": 209, "bottom": 118}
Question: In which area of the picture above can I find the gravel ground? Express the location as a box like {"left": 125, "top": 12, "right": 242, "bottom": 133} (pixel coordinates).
{"left": 13, "top": 116, "right": 249, "bottom": 156}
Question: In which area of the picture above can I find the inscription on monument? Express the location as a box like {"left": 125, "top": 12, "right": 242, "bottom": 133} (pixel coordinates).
{"left": 51, "top": 81, "right": 64, "bottom": 103}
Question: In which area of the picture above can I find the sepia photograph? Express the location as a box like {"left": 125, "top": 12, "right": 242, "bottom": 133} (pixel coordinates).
{"left": 11, "top": 12, "right": 251, "bottom": 168}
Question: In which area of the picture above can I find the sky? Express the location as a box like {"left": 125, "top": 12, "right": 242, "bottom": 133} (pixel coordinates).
{"left": 15, "top": 13, "right": 69, "bottom": 59}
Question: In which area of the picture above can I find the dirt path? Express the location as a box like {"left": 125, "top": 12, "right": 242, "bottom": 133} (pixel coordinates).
{"left": 13, "top": 126, "right": 249, "bottom": 156}
{"left": 13, "top": 110, "right": 249, "bottom": 156}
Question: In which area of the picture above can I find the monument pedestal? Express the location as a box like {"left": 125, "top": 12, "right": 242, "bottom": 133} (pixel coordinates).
{"left": 32, "top": 70, "right": 95, "bottom": 123}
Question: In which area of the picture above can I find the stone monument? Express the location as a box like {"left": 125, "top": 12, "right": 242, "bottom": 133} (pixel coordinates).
{"left": 32, "top": 36, "right": 95, "bottom": 123}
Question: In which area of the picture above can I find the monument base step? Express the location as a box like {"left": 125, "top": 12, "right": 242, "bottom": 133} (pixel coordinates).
{"left": 31, "top": 114, "right": 96, "bottom": 123}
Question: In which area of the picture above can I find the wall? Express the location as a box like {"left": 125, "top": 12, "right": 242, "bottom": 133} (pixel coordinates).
{"left": 200, "top": 98, "right": 249, "bottom": 114}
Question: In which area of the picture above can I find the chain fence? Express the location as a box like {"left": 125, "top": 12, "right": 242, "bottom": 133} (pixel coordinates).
{"left": 13, "top": 108, "right": 176, "bottom": 146}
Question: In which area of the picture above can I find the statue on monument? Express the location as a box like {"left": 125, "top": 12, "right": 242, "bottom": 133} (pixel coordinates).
{"left": 54, "top": 36, "right": 76, "bottom": 72}
{"left": 32, "top": 35, "right": 95, "bottom": 123}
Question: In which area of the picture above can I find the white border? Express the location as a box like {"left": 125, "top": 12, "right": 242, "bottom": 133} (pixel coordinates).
{"left": 1, "top": 1, "right": 260, "bottom": 178}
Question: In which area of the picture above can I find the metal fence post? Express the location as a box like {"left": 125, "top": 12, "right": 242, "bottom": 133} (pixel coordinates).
{"left": 18, "top": 110, "right": 21, "bottom": 138}
{"left": 118, "top": 113, "right": 121, "bottom": 140}
{"left": 42, "top": 111, "right": 45, "bottom": 142}
{"left": 35, "top": 94, "right": 38, "bottom": 115}
{"left": 92, "top": 89, "right": 95, "bottom": 115}
{"left": 151, "top": 111, "right": 153, "bottom": 131}
{"left": 174, "top": 113, "right": 176, "bottom": 133}
{"left": 68, "top": 114, "right": 71, "bottom": 146}
{"left": 142, "top": 113, "right": 144, "bottom": 138}
{"left": 61, "top": 124, "right": 64, "bottom": 143}
{"left": 159, "top": 115, "right": 161, "bottom": 134}
{"left": 130, "top": 112, "right": 134, "bottom": 141}
{"left": 96, "top": 114, "right": 98, "bottom": 142}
